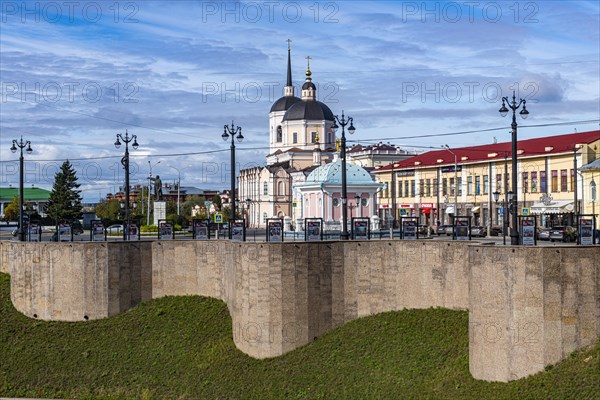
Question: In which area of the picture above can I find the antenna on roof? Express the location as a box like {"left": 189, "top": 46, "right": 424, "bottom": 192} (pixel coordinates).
{"left": 493, "top": 137, "right": 497, "bottom": 144}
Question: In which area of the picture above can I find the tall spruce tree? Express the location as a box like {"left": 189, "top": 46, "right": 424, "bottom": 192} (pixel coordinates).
{"left": 46, "top": 160, "right": 83, "bottom": 223}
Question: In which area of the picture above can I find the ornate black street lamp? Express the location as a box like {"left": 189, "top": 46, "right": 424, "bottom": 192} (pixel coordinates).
{"left": 499, "top": 91, "right": 529, "bottom": 245}
{"left": 114, "top": 130, "right": 139, "bottom": 240}
{"left": 222, "top": 121, "right": 244, "bottom": 238}
{"left": 332, "top": 111, "right": 356, "bottom": 240}
{"left": 10, "top": 137, "right": 32, "bottom": 242}
{"left": 493, "top": 190, "right": 513, "bottom": 246}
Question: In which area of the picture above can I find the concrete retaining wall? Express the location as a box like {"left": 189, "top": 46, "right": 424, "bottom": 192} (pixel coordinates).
{"left": 469, "top": 246, "right": 600, "bottom": 381}
{"left": 0, "top": 239, "right": 598, "bottom": 382}
{"left": 2, "top": 241, "right": 152, "bottom": 321}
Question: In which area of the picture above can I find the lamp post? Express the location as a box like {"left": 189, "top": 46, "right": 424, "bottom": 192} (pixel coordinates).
{"left": 356, "top": 194, "right": 361, "bottom": 218}
{"left": 222, "top": 121, "right": 244, "bottom": 238}
{"left": 443, "top": 145, "right": 458, "bottom": 222}
{"left": 245, "top": 198, "right": 252, "bottom": 227}
{"left": 169, "top": 166, "right": 182, "bottom": 217}
{"left": 147, "top": 160, "right": 161, "bottom": 226}
{"left": 332, "top": 111, "right": 356, "bottom": 240}
{"left": 114, "top": 130, "right": 139, "bottom": 240}
{"left": 10, "top": 137, "right": 33, "bottom": 242}
{"left": 499, "top": 91, "right": 529, "bottom": 245}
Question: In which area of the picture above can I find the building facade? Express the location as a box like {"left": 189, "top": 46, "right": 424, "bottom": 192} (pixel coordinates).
{"left": 372, "top": 130, "right": 600, "bottom": 229}
{"left": 238, "top": 44, "right": 339, "bottom": 228}
{"left": 0, "top": 186, "right": 51, "bottom": 219}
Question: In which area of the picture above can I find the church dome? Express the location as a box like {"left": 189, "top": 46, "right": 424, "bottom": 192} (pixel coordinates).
{"left": 270, "top": 95, "right": 301, "bottom": 113}
{"left": 282, "top": 100, "right": 334, "bottom": 122}
{"left": 305, "top": 159, "right": 376, "bottom": 185}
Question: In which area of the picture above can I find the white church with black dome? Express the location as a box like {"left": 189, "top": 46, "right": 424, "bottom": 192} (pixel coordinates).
{"left": 238, "top": 42, "right": 380, "bottom": 228}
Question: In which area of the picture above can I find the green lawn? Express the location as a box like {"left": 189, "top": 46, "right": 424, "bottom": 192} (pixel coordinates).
{"left": 0, "top": 272, "right": 598, "bottom": 399}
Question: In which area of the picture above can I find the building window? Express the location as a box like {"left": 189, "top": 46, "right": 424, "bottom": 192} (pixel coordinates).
{"left": 263, "top": 181, "right": 268, "bottom": 195}
{"left": 410, "top": 180, "right": 415, "bottom": 197}
{"left": 397, "top": 180, "right": 402, "bottom": 198}
{"left": 433, "top": 178, "right": 438, "bottom": 196}
{"left": 560, "top": 169, "right": 567, "bottom": 192}
{"left": 475, "top": 176, "right": 481, "bottom": 195}
{"left": 263, "top": 212, "right": 267, "bottom": 223}
{"left": 278, "top": 181, "right": 284, "bottom": 196}
{"left": 522, "top": 172, "right": 529, "bottom": 194}
{"left": 496, "top": 174, "right": 502, "bottom": 192}
{"left": 419, "top": 179, "right": 425, "bottom": 196}
{"left": 551, "top": 170, "right": 558, "bottom": 192}
{"left": 311, "top": 132, "right": 318, "bottom": 143}
{"left": 540, "top": 171, "right": 547, "bottom": 193}
{"left": 327, "top": 132, "right": 332, "bottom": 144}
{"left": 405, "top": 181, "right": 410, "bottom": 198}
{"left": 450, "top": 178, "right": 455, "bottom": 196}
{"left": 483, "top": 175, "right": 489, "bottom": 194}
{"left": 570, "top": 169, "right": 575, "bottom": 192}
{"left": 467, "top": 176, "right": 473, "bottom": 195}
{"left": 442, "top": 178, "right": 448, "bottom": 196}
{"left": 276, "top": 126, "right": 282, "bottom": 142}
{"left": 426, "top": 179, "right": 431, "bottom": 197}
{"left": 292, "top": 132, "right": 297, "bottom": 143}
{"left": 531, "top": 171, "right": 538, "bottom": 193}
{"left": 458, "top": 178, "right": 462, "bottom": 196}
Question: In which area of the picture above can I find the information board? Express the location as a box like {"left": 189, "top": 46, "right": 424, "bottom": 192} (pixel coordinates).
{"left": 453, "top": 217, "right": 471, "bottom": 241}
{"left": 193, "top": 219, "right": 209, "bottom": 240}
{"left": 266, "top": 219, "right": 283, "bottom": 242}
{"left": 352, "top": 218, "right": 370, "bottom": 240}
{"left": 521, "top": 218, "right": 536, "bottom": 246}
{"left": 91, "top": 220, "right": 105, "bottom": 242}
{"left": 305, "top": 219, "right": 323, "bottom": 242}
{"left": 579, "top": 218, "right": 594, "bottom": 246}
{"left": 128, "top": 224, "right": 139, "bottom": 241}
{"left": 158, "top": 220, "right": 173, "bottom": 240}
{"left": 401, "top": 218, "right": 418, "bottom": 240}
{"left": 231, "top": 220, "right": 245, "bottom": 242}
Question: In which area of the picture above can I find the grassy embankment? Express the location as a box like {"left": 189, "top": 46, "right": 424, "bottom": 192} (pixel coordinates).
{"left": 0, "top": 272, "right": 598, "bottom": 399}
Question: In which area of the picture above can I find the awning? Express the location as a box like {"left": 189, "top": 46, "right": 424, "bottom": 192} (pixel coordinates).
{"left": 530, "top": 200, "right": 574, "bottom": 214}
{"left": 472, "top": 206, "right": 481, "bottom": 213}
{"left": 445, "top": 206, "right": 455, "bottom": 215}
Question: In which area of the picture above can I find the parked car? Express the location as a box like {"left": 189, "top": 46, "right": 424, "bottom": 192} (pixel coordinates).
{"left": 107, "top": 224, "right": 124, "bottom": 234}
{"left": 486, "top": 226, "right": 503, "bottom": 236}
{"left": 418, "top": 225, "right": 434, "bottom": 235}
{"left": 549, "top": 226, "right": 577, "bottom": 243}
{"left": 470, "top": 225, "right": 486, "bottom": 237}
{"left": 537, "top": 228, "right": 552, "bottom": 241}
{"left": 71, "top": 221, "right": 84, "bottom": 235}
{"left": 436, "top": 225, "right": 452, "bottom": 235}
{"left": 444, "top": 225, "right": 455, "bottom": 236}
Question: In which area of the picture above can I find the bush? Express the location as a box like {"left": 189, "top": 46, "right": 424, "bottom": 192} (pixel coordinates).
{"left": 141, "top": 225, "right": 158, "bottom": 233}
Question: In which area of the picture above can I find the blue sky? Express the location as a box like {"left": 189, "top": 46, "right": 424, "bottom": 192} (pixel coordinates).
{"left": 1, "top": 0, "right": 599, "bottom": 201}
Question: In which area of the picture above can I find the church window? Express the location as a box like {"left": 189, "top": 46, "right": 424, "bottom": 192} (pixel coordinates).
{"left": 293, "top": 132, "right": 297, "bottom": 143}
{"left": 311, "top": 132, "right": 318, "bottom": 143}
{"left": 263, "top": 181, "right": 268, "bottom": 195}
{"left": 276, "top": 126, "right": 282, "bottom": 142}
{"left": 278, "top": 181, "right": 284, "bottom": 195}
{"left": 327, "top": 132, "right": 332, "bottom": 144}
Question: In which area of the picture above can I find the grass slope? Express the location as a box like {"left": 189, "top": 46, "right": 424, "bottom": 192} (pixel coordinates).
{"left": 0, "top": 272, "right": 598, "bottom": 399}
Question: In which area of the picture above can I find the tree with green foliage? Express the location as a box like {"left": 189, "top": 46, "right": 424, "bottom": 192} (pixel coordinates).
{"left": 212, "top": 194, "right": 222, "bottom": 211}
{"left": 181, "top": 195, "right": 205, "bottom": 218}
{"left": 46, "top": 160, "right": 83, "bottom": 224}
{"left": 94, "top": 199, "right": 121, "bottom": 223}
{"left": 2, "top": 196, "right": 19, "bottom": 221}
